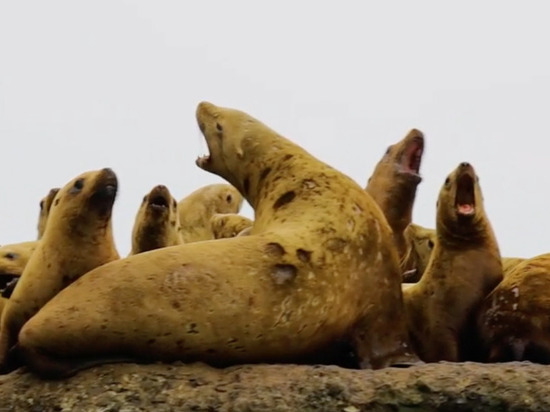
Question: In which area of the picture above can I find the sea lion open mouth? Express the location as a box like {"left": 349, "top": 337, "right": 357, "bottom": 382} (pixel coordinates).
{"left": 148, "top": 186, "right": 170, "bottom": 211}
{"left": 455, "top": 172, "right": 475, "bottom": 216}
{"left": 0, "top": 276, "right": 19, "bottom": 299}
{"left": 399, "top": 136, "right": 423, "bottom": 177}
{"left": 0, "top": 274, "right": 19, "bottom": 292}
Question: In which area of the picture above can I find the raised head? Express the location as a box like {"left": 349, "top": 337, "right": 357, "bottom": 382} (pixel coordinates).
{"left": 45, "top": 168, "right": 118, "bottom": 242}
{"left": 366, "top": 129, "right": 424, "bottom": 233}
{"left": 37, "top": 188, "right": 60, "bottom": 239}
{"left": 195, "top": 101, "right": 302, "bottom": 208}
{"left": 130, "top": 185, "right": 182, "bottom": 254}
{"left": 436, "top": 162, "right": 488, "bottom": 245}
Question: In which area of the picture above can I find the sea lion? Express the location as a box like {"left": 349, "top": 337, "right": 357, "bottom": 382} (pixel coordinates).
{"left": 17, "top": 101, "right": 418, "bottom": 378}
{"left": 37, "top": 188, "right": 60, "bottom": 239}
{"left": 129, "top": 185, "right": 183, "bottom": 255}
{"left": 502, "top": 257, "right": 525, "bottom": 277}
{"left": 0, "top": 168, "right": 120, "bottom": 371}
{"left": 477, "top": 254, "right": 550, "bottom": 363}
{"left": 0, "top": 241, "right": 38, "bottom": 293}
{"left": 365, "top": 129, "right": 425, "bottom": 279}
{"left": 178, "top": 183, "right": 243, "bottom": 243}
{"left": 402, "top": 224, "right": 436, "bottom": 282}
{"left": 403, "top": 162, "right": 502, "bottom": 362}
{"left": 210, "top": 213, "right": 253, "bottom": 239}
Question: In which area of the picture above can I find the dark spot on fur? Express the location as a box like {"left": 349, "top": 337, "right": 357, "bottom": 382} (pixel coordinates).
{"left": 259, "top": 167, "right": 272, "bottom": 183}
{"left": 39, "top": 200, "right": 44, "bottom": 210}
{"left": 142, "top": 196, "right": 147, "bottom": 203}
{"left": 273, "top": 191, "right": 295, "bottom": 210}
{"left": 170, "top": 220, "right": 176, "bottom": 227}
{"left": 271, "top": 264, "right": 297, "bottom": 285}
{"left": 172, "top": 301, "right": 181, "bottom": 309}
{"left": 216, "top": 123, "right": 223, "bottom": 133}
{"left": 187, "top": 323, "right": 199, "bottom": 334}
{"left": 266, "top": 242, "right": 285, "bottom": 257}
{"left": 54, "top": 198, "right": 60, "bottom": 206}
{"left": 283, "top": 154, "right": 293, "bottom": 161}
{"left": 100, "top": 324, "right": 106, "bottom": 329}
{"left": 61, "top": 275, "right": 72, "bottom": 286}
{"left": 296, "top": 249, "right": 312, "bottom": 263}
{"left": 324, "top": 238, "right": 347, "bottom": 252}
{"left": 176, "top": 339, "right": 184, "bottom": 347}
{"left": 172, "top": 199, "right": 177, "bottom": 208}
{"left": 220, "top": 219, "right": 226, "bottom": 227}
{"left": 243, "top": 177, "right": 250, "bottom": 195}
{"left": 207, "top": 348, "right": 217, "bottom": 354}
{"left": 248, "top": 296, "right": 255, "bottom": 306}
{"left": 226, "top": 194, "right": 232, "bottom": 203}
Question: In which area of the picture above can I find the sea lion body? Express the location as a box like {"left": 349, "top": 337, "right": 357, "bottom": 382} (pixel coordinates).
{"left": 403, "top": 162, "right": 502, "bottom": 362}
{"left": 18, "top": 102, "right": 417, "bottom": 378}
{"left": 477, "top": 253, "right": 550, "bottom": 363}
{"left": 0, "top": 168, "right": 120, "bottom": 370}
{"left": 129, "top": 185, "right": 183, "bottom": 255}
{"left": 210, "top": 213, "right": 253, "bottom": 239}
{"left": 365, "top": 129, "right": 425, "bottom": 280}
{"left": 37, "top": 188, "right": 60, "bottom": 239}
{"left": 178, "top": 184, "right": 243, "bottom": 243}
{"left": 502, "top": 257, "right": 525, "bottom": 277}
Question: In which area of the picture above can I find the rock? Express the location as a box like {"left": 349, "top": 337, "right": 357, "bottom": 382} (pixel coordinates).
{"left": 0, "top": 361, "right": 549, "bottom": 411}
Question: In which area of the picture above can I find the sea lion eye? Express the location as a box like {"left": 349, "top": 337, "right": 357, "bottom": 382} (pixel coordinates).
{"left": 226, "top": 194, "right": 232, "bottom": 203}
{"left": 216, "top": 123, "right": 223, "bottom": 132}
{"left": 172, "top": 199, "right": 177, "bottom": 208}
{"left": 142, "top": 196, "right": 147, "bottom": 203}
{"left": 444, "top": 177, "right": 450, "bottom": 186}
{"left": 73, "top": 179, "right": 84, "bottom": 190}
{"left": 427, "top": 240, "right": 434, "bottom": 249}
{"left": 385, "top": 146, "right": 391, "bottom": 155}
{"left": 4, "top": 252, "right": 16, "bottom": 260}
{"left": 39, "top": 200, "right": 44, "bottom": 210}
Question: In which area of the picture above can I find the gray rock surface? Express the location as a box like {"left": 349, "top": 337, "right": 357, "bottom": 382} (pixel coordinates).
{"left": 0, "top": 361, "right": 548, "bottom": 411}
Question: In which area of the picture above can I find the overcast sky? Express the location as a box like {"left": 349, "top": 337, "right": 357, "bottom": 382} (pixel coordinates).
{"left": 1, "top": 1, "right": 549, "bottom": 258}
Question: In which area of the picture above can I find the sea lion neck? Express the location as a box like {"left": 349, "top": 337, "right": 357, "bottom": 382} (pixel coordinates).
{"left": 436, "top": 216, "right": 493, "bottom": 250}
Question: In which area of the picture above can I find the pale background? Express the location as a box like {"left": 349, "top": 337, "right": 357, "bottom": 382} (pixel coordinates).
{"left": 0, "top": 1, "right": 548, "bottom": 258}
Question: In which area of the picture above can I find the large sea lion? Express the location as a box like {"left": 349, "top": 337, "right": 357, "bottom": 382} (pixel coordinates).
{"left": 178, "top": 183, "right": 243, "bottom": 243}
{"left": 129, "top": 185, "right": 183, "bottom": 255}
{"left": 0, "top": 168, "right": 120, "bottom": 371}
{"left": 477, "top": 254, "right": 550, "bottom": 363}
{"left": 365, "top": 129, "right": 425, "bottom": 279}
{"left": 210, "top": 213, "right": 253, "bottom": 239}
{"left": 37, "top": 188, "right": 60, "bottom": 239}
{"left": 403, "top": 162, "right": 502, "bottom": 362}
{"left": 17, "top": 101, "right": 418, "bottom": 378}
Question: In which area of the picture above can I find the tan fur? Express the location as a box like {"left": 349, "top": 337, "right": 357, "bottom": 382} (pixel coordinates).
{"left": 403, "top": 162, "right": 502, "bottom": 362}
{"left": 18, "top": 101, "right": 418, "bottom": 378}
{"left": 129, "top": 185, "right": 183, "bottom": 255}
{"left": 401, "top": 224, "right": 435, "bottom": 282}
{"left": 404, "top": 225, "right": 523, "bottom": 282}
{"left": 210, "top": 213, "right": 253, "bottom": 239}
{"left": 0, "top": 241, "right": 39, "bottom": 320}
{"left": 37, "top": 188, "right": 60, "bottom": 239}
{"left": 366, "top": 129, "right": 424, "bottom": 278}
{"left": 0, "top": 168, "right": 120, "bottom": 370}
{"left": 178, "top": 184, "right": 243, "bottom": 243}
{"left": 502, "top": 257, "right": 525, "bottom": 277}
{"left": 477, "top": 254, "right": 550, "bottom": 363}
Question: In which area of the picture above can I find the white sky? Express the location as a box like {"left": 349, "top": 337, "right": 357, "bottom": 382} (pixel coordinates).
{"left": 1, "top": 1, "right": 549, "bottom": 258}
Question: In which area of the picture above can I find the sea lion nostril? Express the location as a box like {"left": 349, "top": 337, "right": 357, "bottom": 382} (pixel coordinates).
{"left": 460, "top": 162, "right": 470, "bottom": 168}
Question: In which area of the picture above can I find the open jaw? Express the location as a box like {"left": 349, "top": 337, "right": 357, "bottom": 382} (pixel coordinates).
{"left": 398, "top": 136, "right": 424, "bottom": 178}
{"left": 148, "top": 188, "right": 170, "bottom": 211}
{"left": 455, "top": 173, "right": 476, "bottom": 215}
{"left": 0, "top": 273, "right": 19, "bottom": 296}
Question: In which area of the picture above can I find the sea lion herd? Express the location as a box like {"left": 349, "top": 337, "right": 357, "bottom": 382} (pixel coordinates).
{"left": 0, "top": 101, "right": 547, "bottom": 379}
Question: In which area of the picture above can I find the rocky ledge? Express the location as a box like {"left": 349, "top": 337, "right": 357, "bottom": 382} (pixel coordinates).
{"left": 0, "top": 361, "right": 548, "bottom": 411}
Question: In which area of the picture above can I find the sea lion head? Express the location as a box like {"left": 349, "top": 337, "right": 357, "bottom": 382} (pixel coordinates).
{"left": 366, "top": 129, "right": 424, "bottom": 232}
{"left": 37, "top": 187, "right": 60, "bottom": 239}
{"left": 436, "top": 162, "right": 486, "bottom": 243}
{"left": 195, "top": 101, "right": 287, "bottom": 203}
{"left": 46, "top": 168, "right": 118, "bottom": 239}
{"left": 131, "top": 184, "right": 182, "bottom": 254}
{"left": 0, "top": 242, "right": 37, "bottom": 294}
